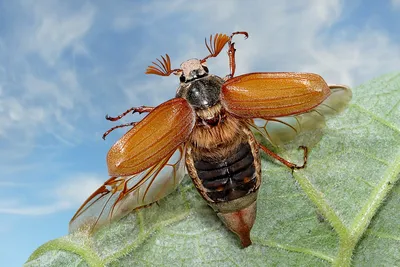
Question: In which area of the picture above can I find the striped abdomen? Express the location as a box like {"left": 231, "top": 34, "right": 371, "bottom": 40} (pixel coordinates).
{"left": 193, "top": 142, "right": 257, "bottom": 202}
{"left": 184, "top": 113, "right": 261, "bottom": 247}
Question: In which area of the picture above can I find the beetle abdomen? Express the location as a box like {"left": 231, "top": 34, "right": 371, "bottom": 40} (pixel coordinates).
{"left": 194, "top": 142, "right": 257, "bottom": 202}
{"left": 185, "top": 121, "right": 261, "bottom": 248}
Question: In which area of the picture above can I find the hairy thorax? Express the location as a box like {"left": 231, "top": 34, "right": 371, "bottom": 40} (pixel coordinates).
{"left": 188, "top": 103, "right": 248, "bottom": 160}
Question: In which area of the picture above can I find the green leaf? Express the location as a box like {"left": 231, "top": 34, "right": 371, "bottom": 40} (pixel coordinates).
{"left": 25, "top": 73, "right": 400, "bottom": 267}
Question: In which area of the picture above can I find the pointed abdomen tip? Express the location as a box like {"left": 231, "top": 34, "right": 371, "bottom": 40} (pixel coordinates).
{"left": 217, "top": 200, "right": 257, "bottom": 248}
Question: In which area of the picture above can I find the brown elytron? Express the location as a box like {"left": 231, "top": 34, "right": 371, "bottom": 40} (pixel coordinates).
{"left": 69, "top": 32, "right": 352, "bottom": 248}
{"left": 107, "top": 98, "right": 195, "bottom": 176}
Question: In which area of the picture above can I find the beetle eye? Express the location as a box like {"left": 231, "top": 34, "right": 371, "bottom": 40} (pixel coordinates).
{"left": 203, "top": 66, "right": 209, "bottom": 73}
{"left": 179, "top": 75, "right": 186, "bottom": 83}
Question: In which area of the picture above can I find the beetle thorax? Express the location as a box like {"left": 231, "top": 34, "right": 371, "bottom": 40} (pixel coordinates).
{"left": 176, "top": 74, "right": 225, "bottom": 111}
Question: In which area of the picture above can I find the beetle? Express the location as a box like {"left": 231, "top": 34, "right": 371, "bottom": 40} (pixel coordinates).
{"left": 69, "top": 32, "right": 352, "bottom": 247}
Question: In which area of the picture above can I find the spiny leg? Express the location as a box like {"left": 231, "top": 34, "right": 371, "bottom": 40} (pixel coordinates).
{"left": 226, "top": 31, "right": 248, "bottom": 80}
{"left": 230, "top": 31, "right": 249, "bottom": 39}
{"left": 259, "top": 144, "right": 308, "bottom": 170}
{"left": 102, "top": 122, "right": 138, "bottom": 140}
{"left": 105, "top": 106, "right": 154, "bottom": 122}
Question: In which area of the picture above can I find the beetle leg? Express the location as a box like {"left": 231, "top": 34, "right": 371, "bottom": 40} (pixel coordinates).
{"left": 259, "top": 144, "right": 308, "bottom": 170}
{"left": 226, "top": 32, "right": 249, "bottom": 79}
{"left": 102, "top": 122, "right": 138, "bottom": 140}
{"left": 105, "top": 106, "right": 154, "bottom": 121}
{"left": 226, "top": 42, "right": 237, "bottom": 79}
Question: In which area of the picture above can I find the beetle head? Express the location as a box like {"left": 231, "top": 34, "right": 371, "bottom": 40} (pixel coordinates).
{"left": 145, "top": 33, "right": 231, "bottom": 78}
{"left": 179, "top": 59, "right": 209, "bottom": 83}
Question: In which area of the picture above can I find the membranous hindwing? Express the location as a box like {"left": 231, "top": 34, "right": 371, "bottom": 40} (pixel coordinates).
{"left": 248, "top": 85, "right": 352, "bottom": 146}
{"left": 69, "top": 145, "right": 186, "bottom": 232}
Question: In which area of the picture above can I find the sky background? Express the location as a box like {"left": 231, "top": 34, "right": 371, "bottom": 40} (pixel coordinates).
{"left": 0, "top": 0, "right": 399, "bottom": 266}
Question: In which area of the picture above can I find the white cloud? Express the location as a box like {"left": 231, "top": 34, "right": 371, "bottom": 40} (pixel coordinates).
{"left": 300, "top": 29, "right": 400, "bottom": 86}
{"left": 113, "top": 17, "right": 138, "bottom": 32}
{"left": 110, "top": 0, "right": 194, "bottom": 31}
{"left": 23, "top": 2, "right": 96, "bottom": 65}
{"left": 0, "top": 2, "right": 98, "bottom": 149}
{"left": 0, "top": 200, "right": 71, "bottom": 215}
{"left": 0, "top": 70, "right": 88, "bottom": 146}
{"left": 0, "top": 182, "right": 28, "bottom": 187}
{"left": 54, "top": 174, "right": 104, "bottom": 206}
{"left": 392, "top": 0, "right": 400, "bottom": 8}
{"left": 0, "top": 96, "right": 46, "bottom": 139}
{"left": 0, "top": 174, "right": 103, "bottom": 216}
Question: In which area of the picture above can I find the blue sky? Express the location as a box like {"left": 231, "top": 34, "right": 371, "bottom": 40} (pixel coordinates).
{"left": 0, "top": 0, "right": 399, "bottom": 266}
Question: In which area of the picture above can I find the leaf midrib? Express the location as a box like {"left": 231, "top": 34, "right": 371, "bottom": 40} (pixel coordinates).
{"left": 289, "top": 102, "right": 400, "bottom": 267}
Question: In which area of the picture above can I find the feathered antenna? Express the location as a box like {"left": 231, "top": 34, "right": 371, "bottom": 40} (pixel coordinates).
{"left": 201, "top": 33, "right": 231, "bottom": 62}
{"left": 145, "top": 54, "right": 181, "bottom": 76}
